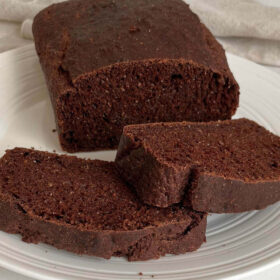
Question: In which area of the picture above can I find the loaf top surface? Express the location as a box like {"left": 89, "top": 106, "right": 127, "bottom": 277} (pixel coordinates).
{"left": 33, "top": 0, "right": 231, "bottom": 82}
{"left": 119, "top": 118, "right": 280, "bottom": 182}
{"left": 0, "top": 148, "right": 198, "bottom": 231}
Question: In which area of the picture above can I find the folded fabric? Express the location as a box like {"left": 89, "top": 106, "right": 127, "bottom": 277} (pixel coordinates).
{"left": 0, "top": 21, "right": 32, "bottom": 53}
{"left": 190, "top": 0, "right": 280, "bottom": 40}
{"left": 218, "top": 37, "right": 280, "bottom": 66}
{"left": 0, "top": 0, "right": 65, "bottom": 40}
{"left": 0, "top": 0, "right": 65, "bottom": 22}
{"left": 190, "top": 0, "right": 280, "bottom": 66}
{"left": 21, "top": 19, "right": 33, "bottom": 40}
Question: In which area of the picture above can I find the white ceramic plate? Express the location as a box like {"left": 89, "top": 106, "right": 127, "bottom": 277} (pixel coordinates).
{"left": 0, "top": 45, "right": 280, "bottom": 280}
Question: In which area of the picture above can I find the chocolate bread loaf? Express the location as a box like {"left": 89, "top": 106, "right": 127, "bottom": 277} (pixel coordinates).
{"left": 33, "top": 0, "right": 239, "bottom": 152}
{"left": 0, "top": 148, "right": 206, "bottom": 261}
{"left": 115, "top": 119, "right": 280, "bottom": 212}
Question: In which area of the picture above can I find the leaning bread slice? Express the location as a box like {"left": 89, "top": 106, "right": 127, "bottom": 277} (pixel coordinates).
{"left": 115, "top": 118, "right": 280, "bottom": 212}
{"left": 0, "top": 148, "right": 206, "bottom": 261}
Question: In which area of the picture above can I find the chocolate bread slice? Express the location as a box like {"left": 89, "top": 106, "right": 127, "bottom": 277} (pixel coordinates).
{"left": 115, "top": 118, "right": 280, "bottom": 212}
{"left": 33, "top": 0, "right": 239, "bottom": 152}
{"left": 0, "top": 148, "right": 206, "bottom": 261}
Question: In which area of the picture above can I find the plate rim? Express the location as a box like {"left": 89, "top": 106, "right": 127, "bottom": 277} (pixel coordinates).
{"left": 0, "top": 44, "right": 280, "bottom": 280}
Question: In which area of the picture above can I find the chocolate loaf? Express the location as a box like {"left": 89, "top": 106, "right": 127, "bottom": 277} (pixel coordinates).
{"left": 0, "top": 148, "right": 206, "bottom": 261}
{"left": 115, "top": 119, "right": 280, "bottom": 212}
{"left": 33, "top": 0, "right": 239, "bottom": 152}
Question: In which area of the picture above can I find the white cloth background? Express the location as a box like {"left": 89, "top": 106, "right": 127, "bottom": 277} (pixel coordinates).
{"left": 190, "top": 0, "right": 280, "bottom": 66}
{"left": 0, "top": 0, "right": 63, "bottom": 22}
{"left": 0, "top": 0, "right": 65, "bottom": 52}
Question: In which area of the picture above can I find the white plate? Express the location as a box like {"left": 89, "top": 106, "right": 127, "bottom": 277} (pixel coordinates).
{"left": 0, "top": 44, "right": 280, "bottom": 280}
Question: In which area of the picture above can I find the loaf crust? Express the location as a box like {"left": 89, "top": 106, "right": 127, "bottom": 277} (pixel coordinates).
{"left": 33, "top": 0, "right": 239, "bottom": 152}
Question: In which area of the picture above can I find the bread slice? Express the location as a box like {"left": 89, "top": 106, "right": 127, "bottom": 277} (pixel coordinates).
{"left": 115, "top": 118, "right": 280, "bottom": 212}
{"left": 0, "top": 148, "right": 206, "bottom": 261}
{"left": 33, "top": 0, "right": 239, "bottom": 152}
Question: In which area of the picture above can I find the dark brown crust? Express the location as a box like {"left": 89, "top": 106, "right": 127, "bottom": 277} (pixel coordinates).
{"left": 0, "top": 148, "right": 206, "bottom": 261}
{"left": 185, "top": 173, "right": 280, "bottom": 213}
{"left": 115, "top": 119, "right": 280, "bottom": 212}
{"left": 32, "top": 0, "right": 239, "bottom": 152}
{"left": 0, "top": 195, "right": 206, "bottom": 261}
{"left": 33, "top": 0, "right": 234, "bottom": 81}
